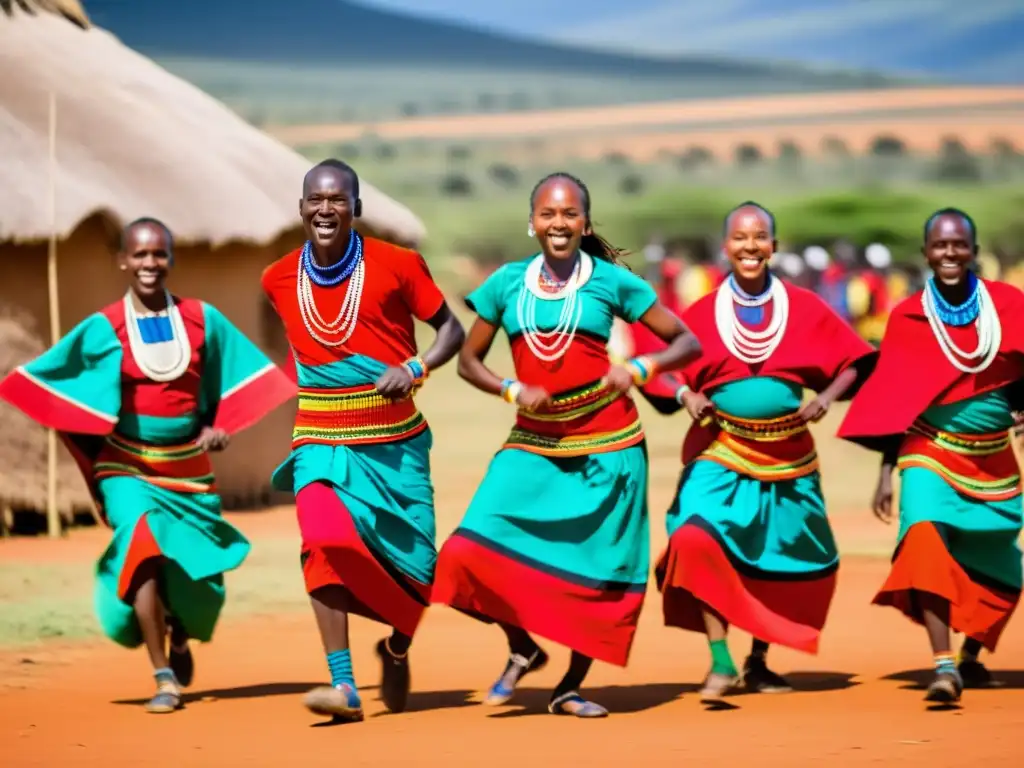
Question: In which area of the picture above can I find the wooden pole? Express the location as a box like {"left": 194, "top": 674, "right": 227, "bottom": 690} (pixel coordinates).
{"left": 46, "top": 91, "right": 61, "bottom": 539}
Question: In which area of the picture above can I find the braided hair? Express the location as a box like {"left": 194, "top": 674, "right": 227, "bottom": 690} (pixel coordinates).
{"left": 529, "top": 172, "right": 629, "bottom": 266}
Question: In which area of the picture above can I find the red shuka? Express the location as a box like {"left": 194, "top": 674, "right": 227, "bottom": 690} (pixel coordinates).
{"left": 838, "top": 280, "right": 1024, "bottom": 452}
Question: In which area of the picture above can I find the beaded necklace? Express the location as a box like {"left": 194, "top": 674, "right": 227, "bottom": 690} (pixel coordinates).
{"left": 921, "top": 272, "right": 1000, "bottom": 373}
{"left": 296, "top": 232, "right": 365, "bottom": 348}
{"left": 926, "top": 271, "right": 979, "bottom": 327}
{"left": 123, "top": 290, "right": 191, "bottom": 382}
{"left": 516, "top": 252, "right": 592, "bottom": 362}
{"left": 715, "top": 271, "right": 788, "bottom": 364}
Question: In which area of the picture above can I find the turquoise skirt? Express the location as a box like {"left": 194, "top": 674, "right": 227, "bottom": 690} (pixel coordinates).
{"left": 433, "top": 444, "right": 649, "bottom": 666}
{"left": 94, "top": 476, "right": 250, "bottom": 648}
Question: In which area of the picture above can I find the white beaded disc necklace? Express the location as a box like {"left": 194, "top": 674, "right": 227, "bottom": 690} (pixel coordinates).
{"left": 714, "top": 273, "right": 788, "bottom": 364}
{"left": 516, "top": 252, "right": 593, "bottom": 362}
{"left": 123, "top": 290, "right": 191, "bottom": 382}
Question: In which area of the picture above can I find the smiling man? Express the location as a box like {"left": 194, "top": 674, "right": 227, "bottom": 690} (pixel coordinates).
{"left": 260, "top": 159, "right": 465, "bottom": 723}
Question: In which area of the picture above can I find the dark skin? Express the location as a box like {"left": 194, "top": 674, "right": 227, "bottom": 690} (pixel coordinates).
{"left": 299, "top": 165, "right": 465, "bottom": 665}
{"left": 871, "top": 213, "right": 1009, "bottom": 662}
{"left": 686, "top": 207, "right": 858, "bottom": 688}
{"left": 115, "top": 221, "right": 231, "bottom": 681}
{"left": 458, "top": 178, "right": 702, "bottom": 711}
{"left": 299, "top": 166, "right": 465, "bottom": 399}
{"left": 681, "top": 207, "right": 857, "bottom": 426}
{"left": 118, "top": 222, "right": 227, "bottom": 452}
{"left": 458, "top": 178, "right": 701, "bottom": 411}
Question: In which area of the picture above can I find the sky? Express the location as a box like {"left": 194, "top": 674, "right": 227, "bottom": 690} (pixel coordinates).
{"left": 356, "top": 0, "right": 1024, "bottom": 81}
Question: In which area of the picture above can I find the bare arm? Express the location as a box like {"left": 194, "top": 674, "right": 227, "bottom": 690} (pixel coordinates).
{"left": 821, "top": 365, "right": 860, "bottom": 404}
{"left": 375, "top": 302, "right": 464, "bottom": 397}
{"left": 633, "top": 303, "right": 703, "bottom": 374}
{"left": 421, "top": 303, "right": 466, "bottom": 373}
{"left": 456, "top": 317, "right": 504, "bottom": 395}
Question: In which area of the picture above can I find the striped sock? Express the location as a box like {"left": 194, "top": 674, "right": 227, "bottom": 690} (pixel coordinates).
{"left": 709, "top": 639, "right": 737, "bottom": 677}
{"left": 327, "top": 649, "right": 355, "bottom": 689}
{"left": 934, "top": 652, "right": 957, "bottom": 675}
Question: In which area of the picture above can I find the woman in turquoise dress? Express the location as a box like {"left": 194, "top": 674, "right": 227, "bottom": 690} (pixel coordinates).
{"left": 645, "top": 203, "right": 876, "bottom": 705}
{"left": 840, "top": 209, "right": 1024, "bottom": 704}
{"left": 432, "top": 172, "right": 703, "bottom": 717}
{"left": 0, "top": 218, "right": 295, "bottom": 713}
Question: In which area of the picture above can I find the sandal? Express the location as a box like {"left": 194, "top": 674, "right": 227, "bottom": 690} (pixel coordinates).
{"left": 303, "top": 683, "right": 365, "bottom": 722}
{"left": 484, "top": 647, "right": 549, "bottom": 706}
{"left": 700, "top": 671, "right": 740, "bottom": 705}
{"left": 145, "top": 672, "right": 183, "bottom": 714}
{"left": 548, "top": 690, "right": 608, "bottom": 718}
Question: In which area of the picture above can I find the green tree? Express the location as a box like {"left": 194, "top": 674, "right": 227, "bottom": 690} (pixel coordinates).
{"left": 933, "top": 136, "right": 982, "bottom": 183}
{"left": 735, "top": 143, "right": 763, "bottom": 167}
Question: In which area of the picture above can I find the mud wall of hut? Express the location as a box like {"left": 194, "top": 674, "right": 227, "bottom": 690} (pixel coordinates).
{"left": 0, "top": 215, "right": 305, "bottom": 516}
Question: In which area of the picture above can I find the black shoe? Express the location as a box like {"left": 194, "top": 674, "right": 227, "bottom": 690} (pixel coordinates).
{"left": 925, "top": 670, "right": 963, "bottom": 703}
{"left": 169, "top": 645, "right": 194, "bottom": 688}
{"left": 167, "top": 618, "right": 194, "bottom": 688}
{"left": 742, "top": 655, "right": 793, "bottom": 693}
{"left": 958, "top": 658, "right": 993, "bottom": 689}
{"left": 376, "top": 638, "right": 411, "bottom": 714}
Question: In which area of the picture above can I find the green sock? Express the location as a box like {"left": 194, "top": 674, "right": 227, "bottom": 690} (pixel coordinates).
{"left": 709, "top": 639, "right": 737, "bottom": 676}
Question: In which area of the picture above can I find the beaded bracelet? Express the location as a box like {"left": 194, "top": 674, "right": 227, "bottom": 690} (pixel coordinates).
{"left": 402, "top": 356, "right": 429, "bottom": 385}
{"left": 674, "top": 383, "right": 691, "bottom": 404}
{"left": 500, "top": 378, "right": 523, "bottom": 405}
{"left": 625, "top": 356, "right": 656, "bottom": 386}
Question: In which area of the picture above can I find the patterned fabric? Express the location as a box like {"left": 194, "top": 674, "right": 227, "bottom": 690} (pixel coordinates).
{"left": 292, "top": 384, "right": 427, "bottom": 448}
{"left": 697, "top": 411, "right": 819, "bottom": 482}
{"left": 94, "top": 433, "right": 216, "bottom": 494}
{"left": 898, "top": 419, "right": 1021, "bottom": 501}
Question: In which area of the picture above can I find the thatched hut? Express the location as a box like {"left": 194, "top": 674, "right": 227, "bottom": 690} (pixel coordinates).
{"left": 0, "top": 1, "right": 427, "bottom": 521}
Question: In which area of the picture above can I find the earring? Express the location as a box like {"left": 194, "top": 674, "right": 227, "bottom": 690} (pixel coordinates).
{"left": 119, "top": 264, "right": 127, "bottom": 271}
{"left": 527, "top": 225, "right": 535, "bottom": 237}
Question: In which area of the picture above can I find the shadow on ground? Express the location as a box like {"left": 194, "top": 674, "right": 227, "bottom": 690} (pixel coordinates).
{"left": 112, "top": 681, "right": 372, "bottom": 705}
{"left": 883, "top": 668, "right": 1024, "bottom": 690}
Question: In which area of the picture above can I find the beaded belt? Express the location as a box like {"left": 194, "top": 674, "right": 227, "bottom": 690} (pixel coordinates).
{"left": 694, "top": 410, "right": 818, "bottom": 481}
{"left": 506, "top": 380, "right": 644, "bottom": 458}
{"left": 94, "top": 433, "right": 215, "bottom": 494}
{"left": 515, "top": 380, "right": 623, "bottom": 424}
{"left": 898, "top": 419, "right": 1020, "bottom": 501}
{"left": 906, "top": 420, "right": 1012, "bottom": 456}
{"left": 292, "top": 385, "right": 427, "bottom": 448}
{"left": 714, "top": 410, "right": 809, "bottom": 442}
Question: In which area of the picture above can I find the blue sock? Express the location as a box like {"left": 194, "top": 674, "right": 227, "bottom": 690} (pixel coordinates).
{"left": 327, "top": 649, "right": 355, "bottom": 689}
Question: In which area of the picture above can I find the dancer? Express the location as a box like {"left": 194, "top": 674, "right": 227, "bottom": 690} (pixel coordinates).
{"left": 839, "top": 208, "right": 1024, "bottom": 703}
{"left": 650, "top": 203, "right": 876, "bottom": 704}
{"left": 0, "top": 218, "right": 296, "bottom": 713}
{"left": 432, "top": 172, "right": 703, "bottom": 717}
{"left": 261, "top": 159, "right": 465, "bottom": 722}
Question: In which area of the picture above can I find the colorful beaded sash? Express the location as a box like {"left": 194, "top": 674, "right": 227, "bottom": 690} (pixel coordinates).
{"left": 505, "top": 379, "right": 645, "bottom": 457}
{"left": 93, "top": 433, "right": 215, "bottom": 494}
{"left": 696, "top": 410, "right": 819, "bottom": 481}
{"left": 292, "top": 385, "right": 427, "bottom": 448}
{"left": 898, "top": 419, "right": 1021, "bottom": 501}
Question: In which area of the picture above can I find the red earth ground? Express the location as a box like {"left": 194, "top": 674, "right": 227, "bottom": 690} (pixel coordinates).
{"left": 2, "top": 508, "right": 1024, "bottom": 767}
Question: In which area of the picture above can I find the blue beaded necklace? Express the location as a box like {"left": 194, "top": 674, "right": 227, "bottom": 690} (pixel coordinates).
{"left": 729, "top": 271, "right": 772, "bottom": 326}
{"left": 301, "top": 231, "right": 363, "bottom": 287}
{"left": 927, "top": 270, "right": 979, "bottom": 327}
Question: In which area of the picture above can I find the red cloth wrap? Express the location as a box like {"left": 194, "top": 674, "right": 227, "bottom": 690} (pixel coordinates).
{"left": 838, "top": 280, "right": 1024, "bottom": 452}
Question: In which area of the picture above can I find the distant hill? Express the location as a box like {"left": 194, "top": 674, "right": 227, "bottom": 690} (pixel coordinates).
{"left": 555, "top": 0, "right": 1024, "bottom": 84}
{"left": 85, "top": 0, "right": 899, "bottom": 85}
{"left": 354, "top": 0, "right": 1024, "bottom": 84}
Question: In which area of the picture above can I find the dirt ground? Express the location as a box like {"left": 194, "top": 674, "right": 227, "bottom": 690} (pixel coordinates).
{"left": 2, "top": 507, "right": 1024, "bottom": 767}
{"left": 2, "top": 400, "right": 1023, "bottom": 766}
